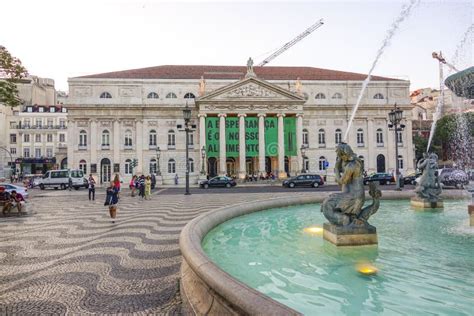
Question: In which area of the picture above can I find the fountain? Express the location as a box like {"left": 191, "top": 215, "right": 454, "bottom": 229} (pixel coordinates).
{"left": 321, "top": 143, "right": 381, "bottom": 246}
{"left": 411, "top": 152, "right": 443, "bottom": 209}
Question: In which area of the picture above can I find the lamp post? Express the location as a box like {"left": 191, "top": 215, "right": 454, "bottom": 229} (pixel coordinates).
{"left": 183, "top": 103, "right": 192, "bottom": 195}
{"left": 200, "top": 146, "right": 206, "bottom": 175}
{"left": 300, "top": 145, "right": 307, "bottom": 173}
{"left": 388, "top": 104, "right": 405, "bottom": 190}
{"left": 155, "top": 146, "right": 161, "bottom": 176}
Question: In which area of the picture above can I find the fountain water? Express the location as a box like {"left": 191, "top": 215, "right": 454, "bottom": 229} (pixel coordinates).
{"left": 343, "top": 0, "right": 420, "bottom": 141}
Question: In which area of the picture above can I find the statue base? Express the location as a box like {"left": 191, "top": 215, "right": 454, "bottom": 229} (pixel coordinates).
{"left": 410, "top": 197, "right": 444, "bottom": 210}
{"left": 323, "top": 223, "right": 378, "bottom": 246}
{"left": 468, "top": 204, "right": 474, "bottom": 227}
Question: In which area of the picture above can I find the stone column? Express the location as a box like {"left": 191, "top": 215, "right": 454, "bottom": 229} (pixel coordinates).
{"left": 386, "top": 118, "right": 395, "bottom": 174}
{"left": 296, "top": 113, "right": 303, "bottom": 174}
{"left": 367, "top": 119, "right": 375, "bottom": 173}
{"left": 405, "top": 119, "right": 415, "bottom": 173}
{"left": 66, "top": 119, "right": 74, "bottom": 169}
{"left": 199, "top": 114, "right": 207, "bottom": 177}
{"left": 238, "top": 113, "right": 247, "bottom": 179}
{"left": 136, "top": 120, "right": 143, "bottom": 174}
{"left": 218, "top": 113, "right": 226, "bottom": 175}
{"left": 277, "top": 113, "right": 286, "bottom": 179}
{"left": 90, "top": 119, "right": 97, "bottom": 168}
{"left": 113, "top": 119, "right": 120, "bottom": 167}
{"left": 258, "top": 113, "right": 266, "bottom": 175}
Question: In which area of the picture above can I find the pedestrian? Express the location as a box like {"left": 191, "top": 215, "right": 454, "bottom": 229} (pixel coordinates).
{"left": 145, "top": 175, "right": 152, "bottom": 200}
{"left": 104, "top": 181, "right": 119, "bottom": 223}
{"left": 68, "top": 176, "right": 73, "bottom": 191}
{"left": 88, "top": 174, "right": 96, "bottom": 201}
{"left": 138, "top": 175, "right": 145, "bottom": 199}
{"left": 9, "top": 190, "right": 26, "bottom": 215}
{"left": 129, "top": 175, "right": 136, "bottom": 197}
{"left": 113, "top": 174, "right": 121, "bottom": 198}
{"left": 151, "top": 173, "right": 156, "bottom": 190}
{"left": 174, "top": 173, "right": 179, "bottom": 185}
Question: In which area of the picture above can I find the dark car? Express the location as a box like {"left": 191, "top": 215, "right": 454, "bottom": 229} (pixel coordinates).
{"left": 200, "top": 176, "right": 237, "bottom": 189}
{"left": 363, "top": 173, "right": 394, "bottom": 185}
{"left": 403, "top": 172, "right": 421, "bottom": 185}
{"left": 283, "top": 174, "right": 324, "bottom": 188}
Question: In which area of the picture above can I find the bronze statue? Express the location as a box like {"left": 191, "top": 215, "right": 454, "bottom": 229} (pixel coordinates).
{"left": 321, "top": 143, "right": 381, "bottom": 227}
{"left": 414, "top": 152, "right": 442, "bottom": 202}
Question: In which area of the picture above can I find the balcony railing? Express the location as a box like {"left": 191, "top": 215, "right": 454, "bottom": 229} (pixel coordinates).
{"left": 13, "top": 125, "right": 67, "bottom": 130}
{"left": 357, "top": 143, "right": 365, "bottom": 147}
{"left": 78, "top": 145, "right": 87, "bottom": 150}
{"left": 376, "top": 142, "right": 384, "bottom": 147}
{"left": 124, "top": 145, "right": 133, "bottom": 150}
{"left": 101, "top": 144, "right": 110, "bottom": 150}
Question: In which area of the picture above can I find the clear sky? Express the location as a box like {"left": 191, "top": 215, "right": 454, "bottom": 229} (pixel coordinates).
{"left": 1, "top": 0, "right": 472, "bottom": 92}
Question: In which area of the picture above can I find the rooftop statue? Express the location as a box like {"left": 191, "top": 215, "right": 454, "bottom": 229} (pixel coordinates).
{"left": 414, "top": 152, "right": 442, "bottom": 202}
{"left": 321, "top": 143, "right": 381, "bottom": 228}
{"left": 245, "top": 57, "right": 256, "bottom": 78}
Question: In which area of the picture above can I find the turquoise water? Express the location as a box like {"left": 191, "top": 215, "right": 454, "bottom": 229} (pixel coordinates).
{"left": 202, "top": 201, "right": 474, "bottom": 315}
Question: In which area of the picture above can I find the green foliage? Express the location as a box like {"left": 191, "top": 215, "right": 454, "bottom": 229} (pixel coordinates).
{"left": 413, "top": 135, "right": 428, "bottom": 161}
{"left": 0, "top": 46, "right": 28, "bottom": 107}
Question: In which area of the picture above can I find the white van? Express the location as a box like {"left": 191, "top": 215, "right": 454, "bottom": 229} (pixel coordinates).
{"left": 38, "top": 169, "right": 88, "bottom": 190}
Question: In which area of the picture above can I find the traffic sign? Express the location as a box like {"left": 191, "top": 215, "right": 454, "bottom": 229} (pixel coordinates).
{"left": 324, "top": 161, "right": 329, "bottom": 168}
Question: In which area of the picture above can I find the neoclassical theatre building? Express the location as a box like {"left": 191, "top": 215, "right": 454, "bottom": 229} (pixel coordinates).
{"left": 66, "top": 62, "right": 414, "bottom": 184}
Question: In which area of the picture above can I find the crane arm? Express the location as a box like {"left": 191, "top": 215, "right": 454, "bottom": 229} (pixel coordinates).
{"left": 257, "top": 19, "right": 324, "bottom": 67}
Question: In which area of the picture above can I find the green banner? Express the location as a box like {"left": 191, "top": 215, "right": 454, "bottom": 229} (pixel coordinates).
{"left": 245, "top": 117, "right": 259, "bottom": 157}
{"left": 225, "top": 117, "right": 239, "bottom": 157}
{"left": 265, "top": 117, "right": 278, "bottom": 156}
{"left": 284, "top": 117, "right": 297, "bottom": 156}
{"left": 205, "top": 117, "right": 220, "bottom": 158}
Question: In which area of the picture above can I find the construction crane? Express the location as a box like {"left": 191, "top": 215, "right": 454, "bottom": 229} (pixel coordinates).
{"left": 257, "top": 18, "right": 324, "bottom": 67}
{"left": 432, "top": 51, "right": 459, "bottom": 72}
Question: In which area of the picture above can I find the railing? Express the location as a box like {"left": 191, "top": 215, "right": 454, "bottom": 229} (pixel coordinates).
{"left": 357, "top": 143, "right": 365, "bottom": 147}
{"left": 376, "top": 142, "right": 384, "bottom": 147}
{"left": 13, "top": 125, "right": 67, "bottom": 130}
{"left": 78, "top": 145, "right": 87, "bottom": 150}
{"left": 101, "top": 145, "right": 110, "bottom": 150}
{"left": 124, "top": 145, "right": 133, "bottom": 150}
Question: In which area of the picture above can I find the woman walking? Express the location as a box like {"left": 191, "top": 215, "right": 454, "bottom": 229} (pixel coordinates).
{"left": 129, "top": 175, "right": 136, "bottom": 197}
{"left": 104, "top": 181, "right": 119, "bottom": 223}
{"left": 145, "top": 175, "right": 152, "bottom": 200}
{"left": 138, "top": 175, "right": 145, "bottom": 199}
{"left": 88, "top": 174, "right": 96, "bottom": 201}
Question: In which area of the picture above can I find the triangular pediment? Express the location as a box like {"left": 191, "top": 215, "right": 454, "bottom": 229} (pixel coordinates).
{"left": 197, "top": 76, "right": 305, "bottom": 102}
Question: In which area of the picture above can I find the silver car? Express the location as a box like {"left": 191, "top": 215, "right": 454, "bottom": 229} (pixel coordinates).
{"left": 0, "top": 183, "right": 29, "bottom": 199}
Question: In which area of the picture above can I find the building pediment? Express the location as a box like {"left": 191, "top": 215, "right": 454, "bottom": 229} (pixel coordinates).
{"left": 197, "top": 77, "right": 305, "bottom": 103}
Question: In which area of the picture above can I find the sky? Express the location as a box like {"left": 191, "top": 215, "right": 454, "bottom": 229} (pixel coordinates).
{"left": 1, "top": 0, "right": 472, "bottom": 92}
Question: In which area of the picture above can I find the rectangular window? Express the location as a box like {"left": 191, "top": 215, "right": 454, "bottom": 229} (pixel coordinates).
{"left": 47, "top": 119, "right": 53, "bottom": 127}
{"left": 59, "top": 134, "right": 65, "bottom": 142}
{"left": 49, "top": 107, "right": 56, "bottom": 113}
{"left": 24, "top": 134, "right": 30, "bottom": 142}
{"left": 59, "top": 119, "right": 66, "bottom": 128}
{"left": 35, "top": 148, "right": 41, "bottom": 158}
{"left": 189, "top": 133, "right": 194, "bottom": 146}
{"left": 24, "top": 119, "right": 30, "bottom": 128}
{"left": 23, "top": 148, "right": 30, "bottom": 158}
{"left": 26, "top": 107, "right": 32, "bottom": 112}
{"left": 10, "top": 148, "right": 16, "bottom": 155}
{"left": 46, "top": 148, "right": 53, "bottom": 158}
{"left": 10, "top": 134, "right": 16, "bottom": 144}
{"left": 35, "top": 134, "right": 41, "bottom": 142}
{"left": 10, "top": 121, "right": 16, "bottom": 128}
{"left": 47, "top": 134, "right": 53, "bottom": 142}
{"left": 38, "top": 107, "right": 44, "bottom": 113}
{"left": 35, "top": 119, "right": 42, "bottom": 127}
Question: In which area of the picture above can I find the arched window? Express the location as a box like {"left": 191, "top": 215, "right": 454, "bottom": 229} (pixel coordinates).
{"left": 315, "top": 93, "right": 326, "bottom": 99}
{"left": 189, "top": 158, "right": 194, "bottom": 173}
{"left": 168, "top": 130, "right": 176, "bottom": 147}
{"left": 398, "top": 155, "right": 404, "bottom": 169}
{"left": 374, "top": 93, "right": 384, "bottom": 99}
{"left": 125, "top": 159, "right": 132, "bottom": 174}
{"left": 149, "top": 158, "right": 157, "bottom": 174}
{"left": 358, "top": 156, "right": 365, "bottom": 170}
{"left": 79, "top": 130, "right": 87, "bottom": 147}
{"left": 166, "top": 92, "right": 177, "bottom": 99}
{"left": 149, "top": 130, "right": 157, "bottom": 146}
{"left": 397, "top": 130, "right": 403, "bottom": 144}
{"left": 184, "top": 92, "right": 195, "bottom": 99}
{"left": 356, "top": 128, "right": 364, "bottom": 145}
{"left": 318, "top": 129, "right": 325, "bottom": 145}
{"left": 79, "top": 159, "right": 87, "bottom": 174}
{"left": 168, "top": 159, "right": 176, "bottom": 173}
{"left": 332, "top": 92, "right": 343, "bottom": 99}
{"left": 376, "top": 128, "right": 383, "bottom": 145}
{"left": 302, "top": 129, "right": 309, "bottom": 146}
{"left": 100, "top": 92, "right": 112, "bottom": 99}
{"left": 124, "top": 130, "right": 133, "bottom": 147}
{"left": 147, "top": 92, "right": 159, "bottom": 99}
{"left": 319, "top": 156, "right": 327, "bottom": 171}
{"left": 102, "top": 130, "right": 110, "bottom": 146}
{"left": 335, "top": 128, "right": 342, "bottom": 144}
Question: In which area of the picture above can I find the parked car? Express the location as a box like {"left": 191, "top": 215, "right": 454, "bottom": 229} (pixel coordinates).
{"left": 403, "top": 172, "right": 422, "bottom": 185}
{"left": 363, "top": 173, "right": 395, "bottom": 185}
{"left": 37, "top": 169, "right": 88, "bottom": 190}
{"left": 438, "top": 168, "right": 469, "bottom": 188}
{"left": 199, "top": 176, "right": 237, "bottom": 189}
{"left": 282, "top": 174, "right": 324, "bottom": 188}
{"left": 0, "top": 183, "right": 29, "bottom": 199}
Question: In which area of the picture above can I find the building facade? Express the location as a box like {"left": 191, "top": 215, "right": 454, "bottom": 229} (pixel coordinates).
{"left": 67, "top": 64, "right": 415, "bottom": 185}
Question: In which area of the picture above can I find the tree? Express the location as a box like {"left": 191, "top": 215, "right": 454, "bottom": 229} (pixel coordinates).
{"left": 0, "top": 46, "right": 28, "bottom": 107}
{"left": 413, "top": 134, "right": 428, "bottom": 162}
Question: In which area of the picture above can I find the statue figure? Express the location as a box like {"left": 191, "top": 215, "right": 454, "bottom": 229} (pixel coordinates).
{"left": 321, "top": 143, "right": 381, "bottom": 227}
{"left": 414, "top": 152, "right": 442, "bottom": 202}
{"left": 198, "top": 76, "right": 206, "bottom": 96}
{"left": 295, "top": 77, "right": 303, "bottom": 95}
{"left": 245, "top": 57, "right": 256, "bottom": 77}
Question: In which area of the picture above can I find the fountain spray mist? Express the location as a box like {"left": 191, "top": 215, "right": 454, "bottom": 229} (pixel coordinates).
{"left": 426, "top": 58, "right": 444, "bottom": 152}
{"left": 343, "top": 0, "right": 420, "bottom": 142}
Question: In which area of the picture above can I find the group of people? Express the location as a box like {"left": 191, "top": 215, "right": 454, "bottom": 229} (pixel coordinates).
{"left": 0, "top": 187, "right": 26, "bottom": 216}
{"left": 129, "top": 174, "right": 155, "bottom": 200}
{"left": 243, "top": 172, "right": 276, "bottom": 182}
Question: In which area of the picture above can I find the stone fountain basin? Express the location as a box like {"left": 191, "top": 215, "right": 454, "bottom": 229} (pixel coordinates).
{"left": 178, "top": 190, "right": 470, "bottom": 315}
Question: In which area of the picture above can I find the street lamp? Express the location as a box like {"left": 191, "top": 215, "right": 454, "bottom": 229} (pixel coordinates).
{"left": 300, "top": 145, "right": 307, "bottom": 173}
{"left": 200, "top": 146, "right": 206, "bottom": 175}
{"left": 183, "top": 103, "right": 192, "bottom": 195}
{"left": 388, "top": 103, "right": 405, "bottom": 190}
{"left": 155, "top": 146, "right": 161, "bottom": 176}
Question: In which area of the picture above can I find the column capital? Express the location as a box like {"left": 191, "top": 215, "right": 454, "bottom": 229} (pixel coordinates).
{"left": 198, "top": 113, "right": 207, "bottom": 118}
{"left": 237, "top": 113, "right": 247, "bottom": 118}
{"left": 296, "top": 113, "right": 304, "bottom": 118}
{"left": 218, "top": 113, "right": 227, "bottom": 118}
{"left": 277, "top": 113, "right": 286, "bottom": 118}
{"left": 257, "top": 113, "right": 267, "bottom": 118}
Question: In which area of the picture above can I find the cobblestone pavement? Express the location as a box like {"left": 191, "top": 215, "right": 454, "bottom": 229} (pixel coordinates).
{"left": 0, "top": 189, "right": 314, "bottom": 315}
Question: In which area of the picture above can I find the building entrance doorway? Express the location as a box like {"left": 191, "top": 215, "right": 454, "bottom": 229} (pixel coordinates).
{"left": 265, "top": 157, "right": 272, "bottom": 174}
{"left": 377, "top": 154, "right": 386, "bottom": 173}
{"left": 226, "top": 158, "right": 236, "bottom": 177}
{"left": 101, "top": 158, "right": 111, "bottom": 184}
{"left": 246, "top": 157, "right": 255, "bottom": 175}
{"left": 207, "top": 157, "right": 217, "bottom": 178}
